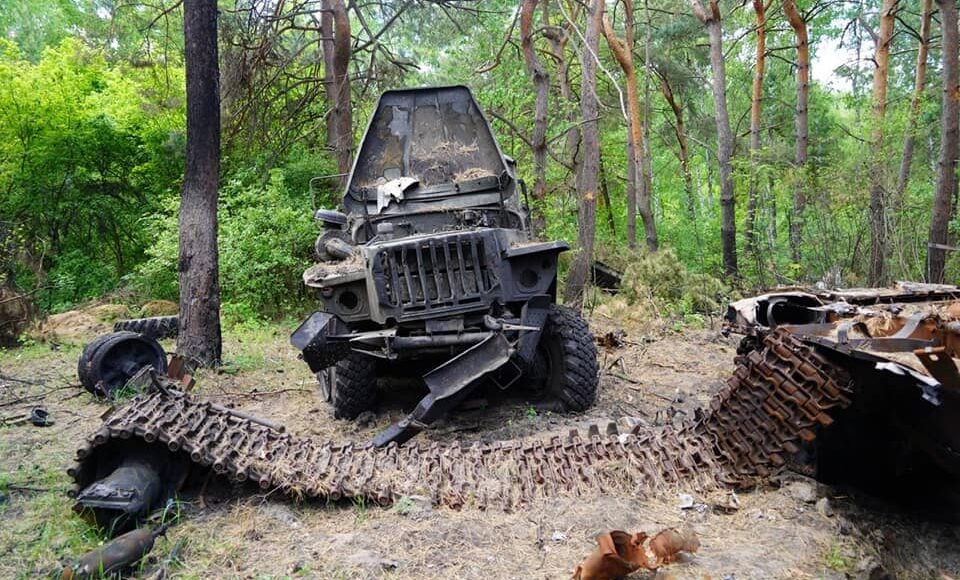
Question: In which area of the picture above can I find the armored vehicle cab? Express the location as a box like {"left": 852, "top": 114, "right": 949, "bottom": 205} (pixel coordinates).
{"left": 292, "top": 86, "right": 599, "bottom": 445}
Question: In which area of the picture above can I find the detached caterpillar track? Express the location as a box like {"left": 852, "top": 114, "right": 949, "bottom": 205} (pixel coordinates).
{"left": 69, "top": 329, "right": 851, "bottom": 511}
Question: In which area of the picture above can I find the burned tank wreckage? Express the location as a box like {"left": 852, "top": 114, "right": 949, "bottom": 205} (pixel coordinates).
{"left": 291, "top": 86, "right": 599, "bottom": 446}
{"left": 725, "top": 282, "right": 960, "bottom": 506}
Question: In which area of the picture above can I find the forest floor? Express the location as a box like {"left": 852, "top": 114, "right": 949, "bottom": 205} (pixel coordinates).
{"left": 1, "top": 311, "right": 958, "bottom": 579}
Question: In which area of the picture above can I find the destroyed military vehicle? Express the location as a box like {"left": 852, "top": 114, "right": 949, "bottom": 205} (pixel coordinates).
{"left": 725, "top": 282, "right": 960, "bottom": 511}
{"left": 290, "top": 86, "right": 599, "bottom": 446}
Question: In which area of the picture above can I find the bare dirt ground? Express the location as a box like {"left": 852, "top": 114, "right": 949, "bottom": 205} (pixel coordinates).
{"left": 1, "top": 315, "right": 958, "bottom": 579}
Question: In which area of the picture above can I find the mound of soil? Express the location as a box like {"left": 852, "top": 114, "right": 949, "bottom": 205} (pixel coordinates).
{"left": 140, "top": 299, "right": 179, "bottom": 317}
{"left": 87, "top": 303, "right": 130, "bottom": 322}
{"left": 35, "top": 311, "right": 108, "bottom": 344}
{"left": 0, "top": 287, "right": 33, "bottom": 346}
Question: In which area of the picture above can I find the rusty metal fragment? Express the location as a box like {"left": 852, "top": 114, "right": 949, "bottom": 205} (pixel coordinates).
{"left": 725, "top": 282, "right": 960, "bottom": 486}
{"left": 62, "top": 524, "right": 168, "bottom": 579}
{"left": 572, "top": 528, "right": 700, "bottom": 579}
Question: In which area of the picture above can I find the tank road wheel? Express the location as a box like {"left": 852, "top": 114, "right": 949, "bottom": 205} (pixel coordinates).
{"left": 536, "top": 304, "right": 599, "bottom": 411}
{"left": 77, "top": 332, "right": 119, "bottom": 389}
{"left": 77, "top": 331, "right": 168, "bottom": 397}
{"left": 330, "top": 352, "right": 378, "bottom": 420}
{"left": 113, "top": 315, "right": 179, "bottom": 340}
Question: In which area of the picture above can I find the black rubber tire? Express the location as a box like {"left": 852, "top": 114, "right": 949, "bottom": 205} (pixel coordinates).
{"left": 329, "top": 352, "right": 379, "bottom": 419}
{"left": 113, "top": 316, "right": 179, "bottom": 340}
{"left": 538, "top": 304, "right": 599, "bottom": 411}
{"left": 78, "top": 331, "right": 167, "bottom": 396}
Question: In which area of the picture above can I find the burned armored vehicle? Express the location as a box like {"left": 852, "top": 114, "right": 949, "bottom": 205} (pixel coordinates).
{"left": 291, "top": 86, "right": 599, "bottom": 446}
{"left": 725, "top": 282, "right": 960, "bottom": 512}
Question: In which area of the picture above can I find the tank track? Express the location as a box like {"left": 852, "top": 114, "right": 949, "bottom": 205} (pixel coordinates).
{"left": 69, "top": 329, "right": 851, "bottom": 510}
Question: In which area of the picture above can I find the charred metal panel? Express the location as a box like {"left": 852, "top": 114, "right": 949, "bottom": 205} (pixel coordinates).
{"left": 348, "top": 86, "right": 509, "bottom": 191}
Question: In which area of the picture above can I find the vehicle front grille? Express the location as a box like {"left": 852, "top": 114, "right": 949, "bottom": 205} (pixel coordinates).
{"left": 377, "top": 235, "right": 498, "bottom": 315}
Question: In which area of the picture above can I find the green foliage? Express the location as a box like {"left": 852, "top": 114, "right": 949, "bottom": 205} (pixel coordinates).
{"left": 389, "top": 496, "right": 417, "bottom": 516}
{"left": 591, "top": 247, "right": 730, "bottom": 333}
{"left": 0, "top": 38, "right": 185, "bottom": 309}
{"left": 822, "top": 542, "right": 855, "bottom": 574}
{"left": 137, "top": 169, "right": 315, "bottom": 323}
{"left": 0, "top": 0, "right": 953, "bottom": 324}
{"left": 620, "top": 247, "right": 730, "bottom": 315}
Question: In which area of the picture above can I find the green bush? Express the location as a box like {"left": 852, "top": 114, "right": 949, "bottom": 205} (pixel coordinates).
{"left": 135, "top": 169, "right": 317, "bottom": 322}
{"left": 620, "top": 247, "right": 731, "bottom": 316}
{"left": 45, "top": 249, "right": 119, "bottom": 312}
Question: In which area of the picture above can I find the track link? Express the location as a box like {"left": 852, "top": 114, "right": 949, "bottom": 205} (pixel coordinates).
{"left": 69, "top": 329, "right": 851, "bottom": 510}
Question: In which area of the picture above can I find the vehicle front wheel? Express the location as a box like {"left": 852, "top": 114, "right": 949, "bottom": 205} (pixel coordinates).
{"left": 534, "top": 304, "right": 599, "bottom": 411}
{"left": 327, "top": 352, "right": 379, "bottom": 419}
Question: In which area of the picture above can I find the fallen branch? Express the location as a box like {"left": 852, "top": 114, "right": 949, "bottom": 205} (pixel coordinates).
{"left": 5, "top": 484, "right": 51, "bottom": 493}
{"left": 606, "top": 370, "right": 640, "bottom": 385}
{"left": 0, "top": 285, "right": 52, "bottom": 305}
{"left": 0, "top": 394, "right": 45, "bottom": 408}
{"left": 216, "top": 387, "right": 310, "bottom": 399}
{"left": 647, "top": 361, "right": 688, "bottom": 372}
{"left": 0, "top": 374, "right": 47, "bottom": 386}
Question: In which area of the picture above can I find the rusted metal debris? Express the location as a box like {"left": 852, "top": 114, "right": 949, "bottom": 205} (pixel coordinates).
{"left": 572, "top": 528, "right": 700, "bottom": 579}
{"left": 61, "top": 524, "right": 168, "bottom": 579}
{"left": 69, "top": 329, "right": 852, "bottom": 529}
{"left": 591, "top": 260, "right": 623, "bottom": 292}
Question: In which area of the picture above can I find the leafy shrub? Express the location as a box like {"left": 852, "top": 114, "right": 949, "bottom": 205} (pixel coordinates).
{"left": 45, "top": 249, "right": 119, "bottom": 312}
{"left": 620, "top": 247, "right": 730, "bottom": 315}
{"left": 135, "top": 169, "right": 316, "bottom": 322}
{"left": 590, "top": 247, "right": 732, "bottom": 331}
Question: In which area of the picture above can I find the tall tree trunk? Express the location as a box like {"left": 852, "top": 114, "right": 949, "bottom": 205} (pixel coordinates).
{"left": 521, "top": 0, "right": 549, "bottom": 238}
{"left": 601, "top": 11, "right": 636, "bottom": 249}
{"left": 641, "top": 0, "right": 654, "bottom": 240}
{"left": 178, "top": 0, "right": 222, "bottom": 367}
{"left": 563, "top": 0, "right": 601, "bottom": 307}
{"left": 599, "top": 151, "right": 616, "bottom": 235}
{"left": 896, "top": 0, "right": 932, "bottom": 199}
{"left": 690, "top": 0, "right": 737, "bottom": 277}
{"left": 867, "top": 0, "right": 897, "bottom": 285}
{"left": 601, "top": 2, "right": 658, "bottom": 251}
{"left": 322, "top": 0, "right": 353, "bottom": 181}
{"left": 928, "top": 0, "right": 959, "bottom": 283}
{"left": 658, "top": 72, "right": 696, "bottom": 219}
{"left": 783, "top": 0, "right": 809, "bottom": 266}
{"left": 659, "top": 72, "right": 703, "bottom": 266}
{"left": 545, "top": 2, "right": 581, "bottom": 176}
{"left": 321, "top": 3, "right": 335, "bottom": 149}
{"left": 745, "top": 0, "right": 766, "bottom": 264}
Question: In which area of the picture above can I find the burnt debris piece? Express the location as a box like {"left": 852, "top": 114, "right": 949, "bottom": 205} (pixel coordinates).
{"left": 573, "top": 528, "right": 700, "bottom": 580}
{"left": 290, "top": 86, "right": 599, "bottom": 446}
{"left": 62, "top": 524, "right": 169, "bottom": 579}
{"left": 591, "top": 260, "right": 622, "bottom": 292}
